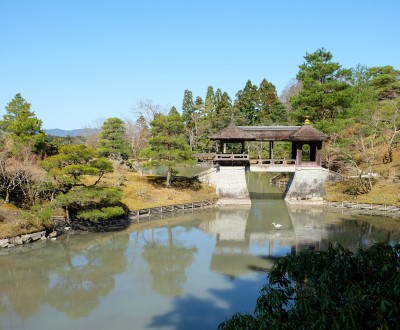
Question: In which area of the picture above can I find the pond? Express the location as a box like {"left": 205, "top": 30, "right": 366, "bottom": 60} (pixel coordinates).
{"left": 1, "top": 173, "right": 399, "bottom": 330}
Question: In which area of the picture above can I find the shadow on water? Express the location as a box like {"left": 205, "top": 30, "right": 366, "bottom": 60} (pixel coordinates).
{"left": 246, "top": 171, "right": 286, "bottom": 200}
{"left": 148, "top": 277, "right": 265, "bottom": 330}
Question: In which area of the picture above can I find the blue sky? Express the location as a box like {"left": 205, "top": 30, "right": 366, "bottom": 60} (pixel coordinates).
{"left": 1, "top": 0, "right": 399, "bottom": 130}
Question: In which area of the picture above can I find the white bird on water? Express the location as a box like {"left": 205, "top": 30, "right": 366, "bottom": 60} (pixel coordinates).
{"left": 272, "top": 222, "right": 282, "bottom": 229}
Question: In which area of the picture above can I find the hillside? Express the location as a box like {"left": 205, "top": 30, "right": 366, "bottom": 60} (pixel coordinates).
{"left": 326, "top": 144, "right": 400, "bottom": 206}
{"left": 44, "top": 128, "right": 98, "bottom": 137}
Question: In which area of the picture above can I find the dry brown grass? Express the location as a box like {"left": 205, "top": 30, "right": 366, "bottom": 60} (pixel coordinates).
{"left": 0, "top": 204, "right": 46, "bottom": 239}
{"left": 326, "top": 180, "right": 400, "bottom": 206}
{"left": 119, "top": 171, "right": 217, "bottom": 210}
{"left": 326, "top": 144, "right": 400, "bottom": 206}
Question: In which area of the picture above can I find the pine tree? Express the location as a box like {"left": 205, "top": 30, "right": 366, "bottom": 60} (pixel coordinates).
{"left": 290, "top": 48, "right": 352, "bottom": 123}
{"left": 0, "top": 93, "right": 46, "bottom": 155}
{"left": 97, "top": 117, "right": 131, "bottom": 160}
{"left": 40, "top": 145, "right": 123, "bottom": 223}
{"left": 140, "top": 107, "right": 193, "bottom": 186}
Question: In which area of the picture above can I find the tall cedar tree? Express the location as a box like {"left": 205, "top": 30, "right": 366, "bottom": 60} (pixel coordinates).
{"left": 204, "top": 86, "right": 215, "bottom": 116}
{"left": 140, "top": 107, "right": 193, "bottom": 187}
{"left": 290, "top": 48, "right": 352, "bottom": 123}
{"left": 97, "top": 117, "right": 131, "bottom": 160}
{"left": 182, "top": 89, "right": 196, "bottom": 150}
{"left": 234, "top": 80, "right": 259, "bottom": 124}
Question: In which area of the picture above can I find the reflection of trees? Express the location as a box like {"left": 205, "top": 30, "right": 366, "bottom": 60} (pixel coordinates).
{"left": 326, "top": 218, "right": 400, "bottom": 251}
{"left": 0, "top": 233, "right": 129, "bottom": 320}
{"left": 0, "top": 250, "right": 50, "bottom": 318}
{"left": 46, "top": 234, "right": 128, "bottom": 319}
{"left": 141, "top": 226, "right": 197, "bottom": 297}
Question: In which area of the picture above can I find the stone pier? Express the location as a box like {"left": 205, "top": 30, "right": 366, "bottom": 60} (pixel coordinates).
{"left": 284, "top": 167, "right": 329, "bottom": 205}
{"left": 198, "top": 166, "right": 251, "bottom": 203}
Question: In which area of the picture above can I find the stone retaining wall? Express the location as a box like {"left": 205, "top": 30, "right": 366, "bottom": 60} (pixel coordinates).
{"left": 0, "top": 231, "right": 46, "bottom": 249}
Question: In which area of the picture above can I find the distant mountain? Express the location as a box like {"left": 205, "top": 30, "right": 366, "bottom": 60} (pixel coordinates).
{"left": 45, "top": 128, "right": 99, "bottom": 137}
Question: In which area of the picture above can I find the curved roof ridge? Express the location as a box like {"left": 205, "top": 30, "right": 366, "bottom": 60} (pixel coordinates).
{"left": 289, "top": 124, "right": 328, "bottom": 141}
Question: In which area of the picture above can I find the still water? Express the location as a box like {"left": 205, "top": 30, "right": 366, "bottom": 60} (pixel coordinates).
{"left": 1, "top": 173, "right": 400, "bottom": 330}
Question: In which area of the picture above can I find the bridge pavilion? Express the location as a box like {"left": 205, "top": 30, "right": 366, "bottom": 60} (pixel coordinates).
{"left": 208, "top": 120, "right": 328, "bottom": 170}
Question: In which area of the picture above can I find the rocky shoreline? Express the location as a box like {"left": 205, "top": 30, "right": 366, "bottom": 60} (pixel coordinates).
{"left": 0, "top": 230, "right": 47, "bottom": 249}
{"left": 0, "top": 214, "right": 131, "bottom": 253}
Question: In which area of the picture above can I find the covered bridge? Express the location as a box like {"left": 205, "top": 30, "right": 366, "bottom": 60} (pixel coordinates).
{"left": 203, "top": 120, "right": 328, "bottom": 170}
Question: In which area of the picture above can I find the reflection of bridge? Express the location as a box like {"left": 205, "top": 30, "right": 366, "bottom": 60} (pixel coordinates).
{"left": 197, "top": 120, "right": 330, "bottom": 204}
{"left": 198, "top": 201, "right": 330, "bottom": 277}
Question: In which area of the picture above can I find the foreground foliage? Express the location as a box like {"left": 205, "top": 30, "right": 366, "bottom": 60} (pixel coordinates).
{"left": 219, "top": 243, "right": 400, "bottom": 330}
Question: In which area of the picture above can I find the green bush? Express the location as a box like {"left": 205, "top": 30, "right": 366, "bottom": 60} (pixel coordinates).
{"left": 219, "top": 243, "right": 400, "bottom": 330}
{"left": 77, "top": 206, "right": 125, "bottom": 222}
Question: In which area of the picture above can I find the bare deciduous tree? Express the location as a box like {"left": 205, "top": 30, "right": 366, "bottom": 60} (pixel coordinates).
{"left": 131, "top": 99, "right": 167, "bottom": 126}
{"left": 124, "top": 115, "right": 150, "bottom": 160}
{"left": 279, "top": 79, "right": 302, "bottom": 113}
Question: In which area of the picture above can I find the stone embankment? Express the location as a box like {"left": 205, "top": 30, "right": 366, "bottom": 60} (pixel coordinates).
{"left": 0, "top": 231, "right": 47, "bottom": 249}
{"left": 324, "top": 201, "right": 400, "bottom": 219}
{"left": 0, "top": 216, "right": 67, "bottom": 251}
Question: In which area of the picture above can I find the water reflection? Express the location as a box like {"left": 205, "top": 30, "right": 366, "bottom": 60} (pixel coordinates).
{"left": 141, "top": 227, "right": 197, "bottom": 296}
{"left": 1, "top": 181, "right": 400, "bottom": 329}
{"left": 0, "top": 232, "right": 129, "bottom": 325}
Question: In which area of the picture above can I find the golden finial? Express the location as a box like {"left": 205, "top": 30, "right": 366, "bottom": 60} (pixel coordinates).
{"left": 305, "top": 116, "right": 310, "bottom": 124}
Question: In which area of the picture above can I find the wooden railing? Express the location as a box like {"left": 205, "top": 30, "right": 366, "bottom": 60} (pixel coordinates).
{"left": 251, "top": 159, "right": 297, "bottom": 166}
{"left": 129, "top": 200, "right": 215, "bottom": 220}
{"left": 211, "top": 155, "right": 324, "bottom": 169}
{"left": 214, "top": 153, "right": 250, "bottom": 161}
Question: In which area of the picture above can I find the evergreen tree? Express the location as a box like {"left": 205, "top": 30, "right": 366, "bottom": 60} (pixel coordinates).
{"left": 234, "top": 80, "right": 259, "bottom": 124}
{"left": 182, "top": 90, "right": 196, "bottom": 150}
{"left": 192, "top": 96, "right": 210, "bottom": 152}
{"left": 268, "top": 100, "right": 288, "bottom": 125}
{"left": 290, "top": 48, "right": 352, "bottom": 123}
{"left": 0, "top": 93, "right": 46, "bottom": 155}
{"left": 182, "top": 89, "right": 194, "bottom": 124}
{"left": 368, "top": 65, "right": 400, "bottom": 100}
{"left": 140, "top": 107, "right": 193, "bottom": 186}
{"left": 204, "top": 86, "right": 215, "bottom": 116}
{"left": 257, "top": 78, "right": 279, "bottom": 123}
{"left": 40, "top": 145, "right": 124, "bottom": 223}
{"left": 214, "top": 89, "right": 232, "bottom": 113}
{"left": 212, "top": 107, "right": 247, "bottom": 132}
{"left": 97, "top": 117, "right": 131, "bottom": 160}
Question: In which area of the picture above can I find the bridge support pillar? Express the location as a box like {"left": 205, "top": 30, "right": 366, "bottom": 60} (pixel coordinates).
{"left": 285, "top": 167, "right": 329, "bottom": 205}
{"left": 198, "top": 166, "right": 251, "bottom": 203}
